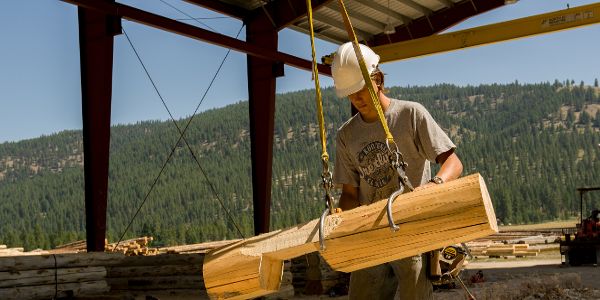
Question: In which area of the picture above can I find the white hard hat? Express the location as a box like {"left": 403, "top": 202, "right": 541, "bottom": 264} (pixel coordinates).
{"left": 331, "top": 42, "right": 380, "bottom": 98}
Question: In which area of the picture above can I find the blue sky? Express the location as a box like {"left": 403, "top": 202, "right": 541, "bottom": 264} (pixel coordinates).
{"left": 1, "top": 0, "right": 599, "bottom": 143}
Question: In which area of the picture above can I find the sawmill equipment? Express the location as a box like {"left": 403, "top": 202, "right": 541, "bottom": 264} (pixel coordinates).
{"left": 560, "top": 187, "right": 600, "bottom": 266}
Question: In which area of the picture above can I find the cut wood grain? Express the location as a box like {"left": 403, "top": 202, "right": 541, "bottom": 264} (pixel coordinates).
{"left": 203, "top": 173, "right": 497, "bottom": 299}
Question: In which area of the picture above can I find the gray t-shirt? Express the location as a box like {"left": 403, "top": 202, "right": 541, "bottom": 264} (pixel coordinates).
{"left": 333, "top": 99, "right": 456, "bottom": 205}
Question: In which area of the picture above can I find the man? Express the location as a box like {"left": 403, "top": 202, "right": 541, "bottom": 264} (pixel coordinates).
{"left": 332, "top": 42, "right": 463, "bottom": 299}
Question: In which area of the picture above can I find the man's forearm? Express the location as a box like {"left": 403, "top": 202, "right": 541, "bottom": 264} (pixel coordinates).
{"left": 435, "top": 152, "right": 463, "bottom": 182}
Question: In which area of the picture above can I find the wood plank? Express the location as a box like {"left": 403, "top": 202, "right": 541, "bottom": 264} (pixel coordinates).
{"left": 158, "top": 240, "right": 240, "bottom": 254}
{"left": 0, "top": 266, "right": 106, "bottom": 288}
{"left": 203, "top": 173, "right": 497, "bottom": 299}
{"left": 107, "top": 264, "right": 202, "bottom": 278}
{"left": 0, "top": 280, "right": 108, "bottom": 300}
{"left": 107, "top": 275, "right": 204, "bottom": 290}
{"left": 0, "top": 252, "right": 204, "bottom": 272}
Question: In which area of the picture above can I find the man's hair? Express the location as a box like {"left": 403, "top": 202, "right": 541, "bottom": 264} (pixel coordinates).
{"left": 370, "top": 66, "right": 386, "bottom": 93}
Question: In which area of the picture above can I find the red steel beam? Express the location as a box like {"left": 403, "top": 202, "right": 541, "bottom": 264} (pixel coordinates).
{"left": 78, "top": 2, "right": 120, "bottom": 252}
{"left": 246, "top": 16, "right": 279, "bottom": 235}
{"left": 60, "top": 0, "right": 331, "bottom": 76}
{"left": 367, "top": 0, "right": 506, "bottom": 46}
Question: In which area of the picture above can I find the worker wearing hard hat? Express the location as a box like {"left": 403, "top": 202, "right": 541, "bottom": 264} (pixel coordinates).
{"left": 331, "top": 42, "right": 463, "bottom": 299}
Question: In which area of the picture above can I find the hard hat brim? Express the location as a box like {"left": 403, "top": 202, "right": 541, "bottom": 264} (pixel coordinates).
{"left": 335, "top": 78, "right": 366, "bottom": 98}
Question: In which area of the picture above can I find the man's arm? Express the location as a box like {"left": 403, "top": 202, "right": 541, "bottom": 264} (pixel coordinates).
{"left": 415, "top": 150, "right": 463, "bottom": 191}
{"left": 435, "top": 150, "right": 463, "bottom": 182}
{"left": 339, "top": 184, "right": 360, "bottom": 211}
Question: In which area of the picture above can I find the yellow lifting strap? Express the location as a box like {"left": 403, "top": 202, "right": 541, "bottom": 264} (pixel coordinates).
{"left": 306, "top": 0, "right": 329, "bottom": 166}
{"left": 336, "top": 0, "right": 396, "bottom": 149}
{"left": 307, "top": 1, "right": 336, "bottom": 251}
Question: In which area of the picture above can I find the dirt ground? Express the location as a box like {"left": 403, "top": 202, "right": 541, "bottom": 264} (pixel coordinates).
{"left": 437, "top": 253, "right": 600, "bottom": 300}
{"left": 292, "top": 253, "right": 600, "bottom": 300}
{"left": 281, "top": 220, "right": 599, "bottom": 300}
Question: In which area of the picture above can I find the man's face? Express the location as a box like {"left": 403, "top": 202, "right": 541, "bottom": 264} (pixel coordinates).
{"left": 348, "top": 79, "right": 378, "bottom": 118}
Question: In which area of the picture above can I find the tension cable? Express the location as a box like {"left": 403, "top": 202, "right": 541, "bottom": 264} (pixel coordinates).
{"left": 114, "top": 23, "right": 246, "bottom": 249}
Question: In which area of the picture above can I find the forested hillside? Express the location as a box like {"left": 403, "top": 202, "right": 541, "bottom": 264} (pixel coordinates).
{"left": 1, "top": 80, "right": 599, "bottom": 250}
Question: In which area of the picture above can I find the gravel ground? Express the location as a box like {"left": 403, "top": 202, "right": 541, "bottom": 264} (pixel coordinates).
{"left": 292, "top": 255, "right": 600, "bottom": 300}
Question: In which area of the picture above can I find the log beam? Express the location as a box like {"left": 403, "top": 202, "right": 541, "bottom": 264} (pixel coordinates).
{"left": 203, "top": 173, "right": 498, "bottom": 299}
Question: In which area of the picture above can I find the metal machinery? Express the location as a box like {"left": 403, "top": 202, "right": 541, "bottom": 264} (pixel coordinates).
{"left": 560, "top": 187, "right": 600, "bottom": 266}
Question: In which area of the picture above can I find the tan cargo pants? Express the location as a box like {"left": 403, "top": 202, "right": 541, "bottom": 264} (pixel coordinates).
{"left": 348, "top": 254, "right": 433, "bottom": 300}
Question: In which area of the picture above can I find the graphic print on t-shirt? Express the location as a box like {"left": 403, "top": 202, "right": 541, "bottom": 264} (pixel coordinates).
{"left": 357, "top": 141, "right": 394, "bottom": 188}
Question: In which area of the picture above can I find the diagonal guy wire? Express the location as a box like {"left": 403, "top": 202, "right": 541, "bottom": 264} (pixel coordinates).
{"left": 115, "top": 23, "right": 246, "bottom": 249}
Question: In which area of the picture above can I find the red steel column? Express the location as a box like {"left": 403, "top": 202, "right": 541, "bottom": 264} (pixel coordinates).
{"left": 247, "top": 16, "right": 279, "bottom": 235}
{"left": 78, "top": 2, "right": 120, "bottom": 251}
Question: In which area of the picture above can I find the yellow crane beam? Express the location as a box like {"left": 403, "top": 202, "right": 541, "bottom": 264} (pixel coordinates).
{"left": 372, "top": 2, "right": 600, "bottom": 63}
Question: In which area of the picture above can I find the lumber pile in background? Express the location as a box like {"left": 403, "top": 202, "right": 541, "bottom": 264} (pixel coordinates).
{"left": 51, "top": 236, "right": 159, "bottom": 256}
{"left": 0, "top": 252, "right": 208, "bottom": 300}
{"left": 157, "top": 239, "right": 240, "bottom": 254}
{"left": 467, "top": 242, "right": 541, "bottom": 257}
{"left": 203, "top": 173, "right": 498, "bottom": 299}
{"left": 105, "top": 237, "right": 159, "bottom": 256}
{"left": 0, "top": 239, "right": 297, "bottom": 300}
{"left": 50, "top": 237, "right": 239, "bottom": 256}
{"left": 0, "top": 245, "right": 49, "bottom": 256}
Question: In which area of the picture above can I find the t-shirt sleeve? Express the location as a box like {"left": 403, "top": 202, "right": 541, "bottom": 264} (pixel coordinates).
{"left": 333, "top": 131, "right": 360, "bottom": 187}
{"left": 413, "top": 103, "right": 456, "bottom": 163}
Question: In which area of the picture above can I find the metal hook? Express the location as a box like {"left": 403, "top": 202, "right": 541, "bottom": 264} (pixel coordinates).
{"left": 386, "top": 185, "right": 404, "bottom": 231}
{"left": 318, "top": 155, "right": 336, "bottom": 250}
{"left": 319, "top": 206, "right": 330, "bottom": 250}
{"left": 319, "top": 192, "right": 335, "bottom": 250}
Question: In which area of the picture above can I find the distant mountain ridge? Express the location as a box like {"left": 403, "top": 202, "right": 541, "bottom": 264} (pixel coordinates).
{"left": 1, "top": 81, "right": 599, "bottom": 250}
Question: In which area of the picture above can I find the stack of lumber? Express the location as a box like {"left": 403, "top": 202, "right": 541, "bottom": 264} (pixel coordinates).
{"left": 203, "top": 173, "right": 498, "bottom": 299}
{"left": 467, "top": 242, "right": 540, "bottom": 257}
{"left": 103, "top": 252, "right": 207, "bottom": 299}
{"left": 0, "top": 252, "right": 209, "bottom": 300}
{"left": 52, "top": 236, "right": 159, "bottom": 256}
{"left": 0, "top": 253, "right": 110, "bottom": 299}
{"left": 485, "top": 231, "right": 562, "bottom": 244}
{"left": 0, "top": 246, "right": 49, "bottom": 256}
{"left": 0, "top": 244, "right": 301, "bottom": 300}
{"left": 157, "top": 239, "right": 240, "bottom": 254}
{"left": 53, "top": 240, "right": 87, "bottom": 252}
{"left": 105, "top": 236, "right": 159, "bottom": 256}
